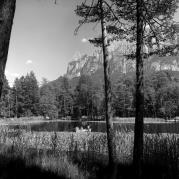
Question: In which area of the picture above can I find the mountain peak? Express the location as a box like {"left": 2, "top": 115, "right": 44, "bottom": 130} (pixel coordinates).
{"left": 66, "top": 43, "right": 179, "bottom": 79}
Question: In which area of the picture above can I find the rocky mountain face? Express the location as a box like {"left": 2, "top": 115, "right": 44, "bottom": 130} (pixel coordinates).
{"left": 66, "top": 49, "right": 135, "bottom": 79}
{"left": 66, "top": 52, "right": 103, "bottom": 78}
{"left": 66, "top": 46, "right": 179, "bottom": 79}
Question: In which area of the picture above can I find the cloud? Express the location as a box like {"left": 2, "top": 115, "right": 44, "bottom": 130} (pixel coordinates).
{"left": 81, "top": 38, "right": 88, "bottom": 43}
{"left": 26, "top": 60, "right": 33, "bottom": 65}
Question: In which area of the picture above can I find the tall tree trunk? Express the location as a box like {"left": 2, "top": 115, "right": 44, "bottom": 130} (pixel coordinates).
{"left": 100, "top": 0, "right": 115, "bottom": 166}
{"left": 0, "top": 0, "right": 16, "bottom": 98}
{"left": 133, "top": 0, "right": 144, "bottom": 178}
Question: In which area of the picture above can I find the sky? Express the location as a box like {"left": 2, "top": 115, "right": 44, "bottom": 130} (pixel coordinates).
{"left": 6, "top": 0, "right": 99, "bottom": 85}
{"left": 5, "top": 0, "right": 179, "bottom": 86}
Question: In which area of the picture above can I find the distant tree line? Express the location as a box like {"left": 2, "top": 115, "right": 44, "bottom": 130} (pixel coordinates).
{"left": 0, "top": 69, "right": 179, "bottom": 120}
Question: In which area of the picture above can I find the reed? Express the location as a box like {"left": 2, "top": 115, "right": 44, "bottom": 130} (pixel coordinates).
{"left": 0, "top": 126, "right": 178, "bottom": 178}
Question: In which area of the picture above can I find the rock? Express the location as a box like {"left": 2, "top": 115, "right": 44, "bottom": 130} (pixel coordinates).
{"left": 66, "top": 43, "right": 179, "bottom": 79}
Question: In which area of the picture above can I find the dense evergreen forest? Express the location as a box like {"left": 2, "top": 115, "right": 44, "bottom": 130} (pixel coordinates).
{"left": 1, "top": 68, "right": 179, "bottom": 120}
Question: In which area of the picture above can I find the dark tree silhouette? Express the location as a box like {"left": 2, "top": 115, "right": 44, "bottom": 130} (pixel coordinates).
{"left": 75, "top": 0, "right": 117, "bottom": 165}
{"left": 133, "top": 0, "right": 144, "bottom": 178}
{"left": 0, "top": 0, "right": 16, "bottom": 98}
{"left": 99, "top": 0, "right": 115, "bottom": 166}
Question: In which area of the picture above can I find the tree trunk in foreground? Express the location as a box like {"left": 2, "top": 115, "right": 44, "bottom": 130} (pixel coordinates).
{"left": 100, "top": 0, "right": 115, "bottom": 166}
{"left": 0, "top": 0, "right": 16, "bottom": 98}
{"left": 133, "top": 0, "right": 144, "bottom": 178}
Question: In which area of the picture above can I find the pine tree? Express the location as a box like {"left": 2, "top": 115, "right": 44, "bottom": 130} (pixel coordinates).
{"left": 133, "top": 1, "right": 144, "bottom": 178}
{"left": 12, "top": 72, "right": 40, "bottom": 117}
{"left": 58, "top": 77, "right": 73, "bottom": 118}
{"left": 74, "top": 75, "right": 92, "bottom": 118}
{"left": 107, "top": 0, "right": 179, "bottom": 56}
{"left": 75, "top": 0, "right": 116, "bottom": 166}
{"left": 75, "top": 0, "right": 179, "bottom": 176}
{"left": 39, "top": 82, "right": 58, "bottom": 119}
{"left": 0, "top": 77, "right": 11, "bottom": 117}
{"left": 24, "top": 71, "right": 40, "bottom": 116}
{"left": 13, "top": 77, "right": 26, "bottom": 117}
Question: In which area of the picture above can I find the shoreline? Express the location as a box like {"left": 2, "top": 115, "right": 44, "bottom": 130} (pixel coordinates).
{"left": 0, "top": 117, "right": 178, "bottom": 126}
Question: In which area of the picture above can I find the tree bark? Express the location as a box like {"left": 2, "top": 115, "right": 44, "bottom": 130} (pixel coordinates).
{"left": 0, "top": 0, "right": 16, "bottom": 98}
{"left": 100, "top": 0, "right": 115, "bottom": 166}
{"left": 133, "top": 0, "right": 144, "bottom": 178}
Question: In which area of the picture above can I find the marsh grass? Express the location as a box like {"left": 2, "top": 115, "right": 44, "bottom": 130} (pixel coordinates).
{"left": 142, "top": 134, "right": 179, "bottom": 179}
{"left": 0, "top": 144, "right": 88, "bottom": 179}
{"left": 0, "top": 126, "right": 178, "bottom": 178}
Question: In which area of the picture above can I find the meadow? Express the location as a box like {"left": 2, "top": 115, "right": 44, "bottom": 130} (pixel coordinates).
{"left": 0, "top": 126, "right": 178, "bottom": 178}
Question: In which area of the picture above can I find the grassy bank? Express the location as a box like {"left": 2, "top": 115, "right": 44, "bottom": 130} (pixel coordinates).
{"left": 0, "top": 117, "right": 168, "bottom": 126}
{"left": 0, "top": 126, "right": 178, "bottom": 178}
{"left": 113, "top": 117, "right": 166, "bottom": 123}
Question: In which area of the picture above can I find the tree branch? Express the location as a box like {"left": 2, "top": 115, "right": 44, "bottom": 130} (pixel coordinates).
{"left": 74, "top": 0, "right": 96, "bottom": 35}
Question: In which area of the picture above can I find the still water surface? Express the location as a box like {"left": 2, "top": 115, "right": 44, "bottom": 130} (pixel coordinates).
{"left": 12, "top": 121, "right": 179, "bottom": 134}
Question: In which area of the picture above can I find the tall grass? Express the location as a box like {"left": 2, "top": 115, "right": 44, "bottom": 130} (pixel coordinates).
{"left": 0, "top": 126, "right": 178, "bottom": 178}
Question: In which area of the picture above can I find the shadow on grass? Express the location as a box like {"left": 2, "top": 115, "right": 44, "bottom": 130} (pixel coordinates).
{"left": 0, "top": 151, "right": 178, "bottom": 179}
{"left": 99, "top": 163, "right": 179, "bottom": 179}
{"left": 69, "top": 151, "right": 179, "bottom": 179}
{"left": 90, "top": 163, "right": 179, "bottom": 179}
{"left": 0, "top": 155, "right": 66, "bottom": 179}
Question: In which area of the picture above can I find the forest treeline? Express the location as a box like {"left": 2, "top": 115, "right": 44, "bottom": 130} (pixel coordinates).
{"left": 0, "top": 69, "right": 179, "bottom": 120}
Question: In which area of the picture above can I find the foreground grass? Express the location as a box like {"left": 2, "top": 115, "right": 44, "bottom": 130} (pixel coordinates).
{"left": 0, "top": 126, "right": 178, "bottom": 178}
{"left": 0, "top": 150, "right": 66, "bottom": 179}
{"left": 0, "top": 145, "right": 88, "bottom": 179}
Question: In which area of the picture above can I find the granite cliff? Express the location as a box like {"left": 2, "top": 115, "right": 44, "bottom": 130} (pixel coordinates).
{"left": 66, "top": 44, "right": 179, "bottom": 79}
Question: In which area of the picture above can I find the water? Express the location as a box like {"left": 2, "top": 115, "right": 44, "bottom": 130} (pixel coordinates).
{"left": 12, "top": 121, "right": 179, "bottom": 134}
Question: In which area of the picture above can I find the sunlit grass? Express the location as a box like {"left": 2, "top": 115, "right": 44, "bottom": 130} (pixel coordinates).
{"left": 0, "top": 126, "right": 178, "bottom": 178}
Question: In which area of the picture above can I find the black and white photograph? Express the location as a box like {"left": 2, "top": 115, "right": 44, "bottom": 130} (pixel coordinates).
{"left": 0, "top": 0, "right": 179, "bottom": 178}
